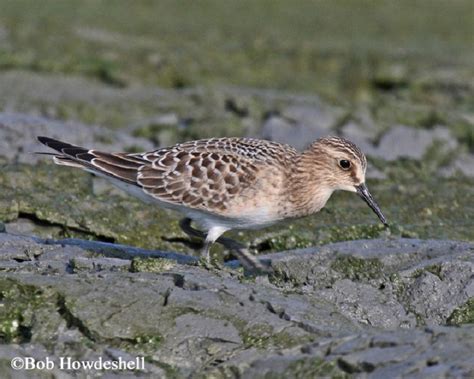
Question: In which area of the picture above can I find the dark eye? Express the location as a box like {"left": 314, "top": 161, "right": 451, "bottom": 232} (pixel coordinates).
{"left": 339, "top": 160, "right": 351, "bottom": 170}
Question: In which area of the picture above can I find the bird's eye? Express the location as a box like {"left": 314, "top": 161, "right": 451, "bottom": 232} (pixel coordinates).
{"left": 339, "top": 159, "right": 351, "bottom": 170}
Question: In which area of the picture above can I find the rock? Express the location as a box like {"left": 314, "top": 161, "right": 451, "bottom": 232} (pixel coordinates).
{"left": 0, "top": 233, "right": 473, "bottom": 377}
{"left": 0, "top": 70, "right": 203, "bottom": 147}
{"left": 261, "top": 115, "right": 297, "bottom": 145}
{"left": 261, "top": 102, "right": 345, "bottom": 150}
{"left": 454, "top": 154, "right": 474, "bottom": 177}
{"left": 439, "top": 153, "right": 474, "bottom": 178}
{"left": 0, "top": 112, "right": 154, "bottom": 164}
{"left": 5, "top": 218, "right": 64, "bottom": 237}
{"left": 340, "top": 120, "right": 382, "bottom": 167}
{"left": 130, "top": 112, "right": 185, "bottom": 147}
{"left": 283, "top": 104, "right": 342, "bottom": 132}
{"left": 339, "top": 107, "right": 384, "bottom": 164}
{"left": 239, "top": 326, "right": 474, "bottom": 378}
{"left": 341, "top": 121, "right": 375, "bottom": 144}
{"left": 264, "top": 238, "right": 474, "bottom": 329}
{"left": 373, "top": 125, "right": 458, "bottom": 161}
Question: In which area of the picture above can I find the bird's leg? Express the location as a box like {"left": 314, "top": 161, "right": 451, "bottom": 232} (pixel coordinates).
{"left": 179, "top": 217, "right": 206, "bottom": 240}
{"left": 179, "top": 218, "right": 214, "bottom": 265}
{"left": 201, "top": 239, "right": 212, "bottom": 263}
{"left": 217, "top": 237, "right": 272, "bottom": 274}
{"left": 178, "top": 218, "right": 272, "bottom": 274}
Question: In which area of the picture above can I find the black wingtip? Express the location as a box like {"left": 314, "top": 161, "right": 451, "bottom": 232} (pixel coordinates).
{"left": 37, "top": 136, "right": 95, "bottom": 163}
{"left": 37, "top": 136, "right": 66, "bottom": 147}
{"left": 37, "top": 136, "right": 53, "bottom": 145}
{"left": 37, "top": 136, "right": 79, "bottom": 152}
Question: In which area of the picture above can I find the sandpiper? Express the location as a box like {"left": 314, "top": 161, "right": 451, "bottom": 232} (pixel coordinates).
{"left": 37, "top": 136, "right": 388, "bottom": 272}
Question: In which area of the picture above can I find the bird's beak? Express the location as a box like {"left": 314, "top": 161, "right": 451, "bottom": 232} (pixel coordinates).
{"left": 355, "top": 183, "right": 389, "bottom": 227}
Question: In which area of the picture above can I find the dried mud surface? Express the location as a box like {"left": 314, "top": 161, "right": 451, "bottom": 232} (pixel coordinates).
{"left": 0, "top": 234, "right": 473, "bottom": 378}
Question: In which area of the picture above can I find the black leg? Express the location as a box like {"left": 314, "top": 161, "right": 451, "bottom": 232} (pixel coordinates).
{"left": 179, "top": 218, "right": 211, "bottom": 261}
{"left": 179, "top": 218, "right": 206, "bottom": 239}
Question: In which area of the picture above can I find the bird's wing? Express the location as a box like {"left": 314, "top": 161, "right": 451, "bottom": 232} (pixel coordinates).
{"left": 135, "top": 137, "right": 297, "bottom": 211}
{"left": 137, "top": 146, "right": 261, "bottom": 212}
{"left": 38, "top": 136, "right": 293, "bottom": 213}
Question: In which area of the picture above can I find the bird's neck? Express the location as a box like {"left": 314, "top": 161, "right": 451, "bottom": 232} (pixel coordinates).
{"left": 282, "top": 152, "right": 334, "bottom": 218}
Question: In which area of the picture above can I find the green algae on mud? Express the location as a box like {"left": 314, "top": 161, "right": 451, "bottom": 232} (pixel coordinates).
{"left": 0, "top": 279, "right": 58, "bottom": 344}
{"left": 241, "top": 323, "right": 314, "bottom": 350}
{"left": 0, "top": 162, "right": 187, "bottom": 252}
{"left": 0, "top": 277, "right": 167, "bottom": 360}
{"left": 130, "top": 257, "right": 176, "bottom": 273}
{"left": 447, "top": 298, "right": 474, "bottom": 326}
{"left": 278, "top": 357, "right": 348, "bottom": 379}
{"left": 0, "top": 1, "right": 471, "bottom": 98}
{"left": 331, "top": 256, "right": 384, "bottom": 281}
{"left": 118, "top": 334, "right": 163, "bottom": 356}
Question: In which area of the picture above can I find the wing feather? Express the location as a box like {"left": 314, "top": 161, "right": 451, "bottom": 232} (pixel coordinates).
{"left": 38, "top": 136, "right": 295, "bottom": 214}
{"left": 137, "top": 148, "right": 265, "bottom": 212}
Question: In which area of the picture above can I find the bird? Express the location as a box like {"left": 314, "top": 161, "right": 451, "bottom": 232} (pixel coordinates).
{"left": 37, "top": 135, "right": 388, "bottom": 273}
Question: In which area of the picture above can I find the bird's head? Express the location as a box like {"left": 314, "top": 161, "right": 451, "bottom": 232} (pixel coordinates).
{"left": 304, "top": 136, "right": 388, "bottom": 226}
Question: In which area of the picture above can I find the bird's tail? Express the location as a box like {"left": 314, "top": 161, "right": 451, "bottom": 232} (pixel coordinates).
{"left": 37, "top": 136, "right": 144, "bottom": 184}
{"left": 37, "top": 136, "right": 96, "bottom": 167}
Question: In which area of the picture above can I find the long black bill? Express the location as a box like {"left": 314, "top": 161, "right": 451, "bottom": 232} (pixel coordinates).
{"left": 356, "top": 183, "right": 389, "bottom": 227}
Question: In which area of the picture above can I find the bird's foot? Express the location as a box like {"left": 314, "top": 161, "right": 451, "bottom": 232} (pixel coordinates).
{"left": 197, "top": 257, "right": 224, "bottom": 271}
